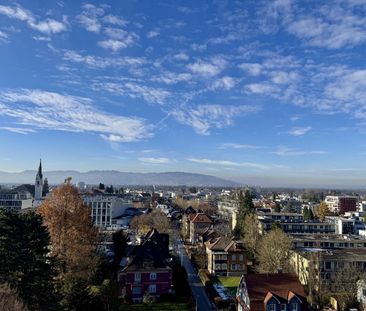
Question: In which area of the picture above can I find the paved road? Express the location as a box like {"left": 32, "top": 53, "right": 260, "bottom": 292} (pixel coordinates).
{"left": 175, "top": 238, "right": 216, "bottom": 311}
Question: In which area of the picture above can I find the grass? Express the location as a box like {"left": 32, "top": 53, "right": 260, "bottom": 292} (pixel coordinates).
{"left": 120, "top": 302, "right": 190, "bottom": 310}
{"left": 217, "top": 276, "right": 241, "bottom": 296}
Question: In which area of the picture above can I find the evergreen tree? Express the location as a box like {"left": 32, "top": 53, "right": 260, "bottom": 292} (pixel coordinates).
{"left": 303, "top": 206, "right": 310, "bottom": 221}
{"left": 234, "top": 189, "right": 255, "bottom": 237}
{"left": 0, "top": 210, "right": 58, "bottom": 311}
{"left": 42, "top": 178, "right": 49, "bottom": 196}
{"left": 274, "top": 202, "right": 281, "bottom": 212}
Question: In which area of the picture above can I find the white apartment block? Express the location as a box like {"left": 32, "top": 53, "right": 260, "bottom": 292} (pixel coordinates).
{"left": 84, "top": 195, "right": 133, "bottom": 228}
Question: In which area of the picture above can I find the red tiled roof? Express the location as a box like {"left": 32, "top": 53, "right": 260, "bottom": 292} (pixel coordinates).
{"left": 191, "top": 213, "right": 212, "bottom": 223}
{"left": 244, "top": 273, "right": 307, "bottom": 311}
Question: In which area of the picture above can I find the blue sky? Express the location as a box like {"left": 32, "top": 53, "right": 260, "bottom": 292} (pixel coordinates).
{"left": 0, "top": 0, "right": 366, "bottom": 187}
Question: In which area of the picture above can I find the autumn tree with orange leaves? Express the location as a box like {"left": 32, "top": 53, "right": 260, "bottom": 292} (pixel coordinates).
{"left": 38, "top": 181, "right": 98, "bottom": 281}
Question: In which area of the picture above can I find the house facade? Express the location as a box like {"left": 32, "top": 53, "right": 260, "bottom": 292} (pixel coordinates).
{"left": 189, "top": 213, "right": 212, "bottom": 244}
{"left": 206, "top": 236, "right": 246, "bottom": 276}
{"left": 119, "top": 229, "right": 172, "bottom": 303}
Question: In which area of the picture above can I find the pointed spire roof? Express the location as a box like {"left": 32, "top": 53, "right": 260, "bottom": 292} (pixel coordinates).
{"left": 37, "top": 159, "right": 43, "bottom": 179}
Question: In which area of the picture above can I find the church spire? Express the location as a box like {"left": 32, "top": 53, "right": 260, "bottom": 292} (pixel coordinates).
{"left": 37, "top": 159, "right": 43, "bottom": 179}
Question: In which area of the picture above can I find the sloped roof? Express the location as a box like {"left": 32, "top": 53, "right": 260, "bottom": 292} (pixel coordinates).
{"left": 122, "top": 229, "right": 171, "bottom": 272}
{"left": 191, "top": 213, "right": 212, "bottom": 223}
{"left": 207, "top": 236, "right": 234, "bottom": 251}
{"left": 244, "top": 273, "right": 307, "bottom": 311}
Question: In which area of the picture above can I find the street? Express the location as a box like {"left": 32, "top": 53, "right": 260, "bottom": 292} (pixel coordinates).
{"left": 175, "top": 238, "right": 216, "bottom": 311}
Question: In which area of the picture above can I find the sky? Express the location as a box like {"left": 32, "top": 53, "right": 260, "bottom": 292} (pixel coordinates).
{"left": 0, "top": 0, "right": 366, "bottom": 187}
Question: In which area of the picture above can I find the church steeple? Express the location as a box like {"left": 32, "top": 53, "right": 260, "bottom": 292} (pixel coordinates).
{"left": 35, "top": 159, "right": 43, "bottom": 200}
{"left": 37, "top": 159, "right": 43, "bottom": 179}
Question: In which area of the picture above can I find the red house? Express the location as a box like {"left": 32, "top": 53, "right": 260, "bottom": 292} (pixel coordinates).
{"left": 119, "top": 229, "right": 172, "bottom": 303}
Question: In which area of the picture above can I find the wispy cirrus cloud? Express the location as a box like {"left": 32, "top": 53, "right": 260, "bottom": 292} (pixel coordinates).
{"left": 219, "top": 143, "right": 263, "bottom": 150}
{"left": 172, "top": 104, "right": 260, "bottom": 135}
{"left": 0, "top": 127, "right": 35, "bottom": 135}
{"left": 0, "top": 4, "right": 67, "bottom": 34}
{"left": 187, "top": 157, "right": 268, "bottom": 169}
{"left": 63, "top": 50, "right": 146, "bottom": 68}
{"left": 138, "top": 157, "right": 171, "bottom": 164}
{"left": 272, "top": 146, "right": 327, "bottom": 156}
{"left": 288, "top": 126, "right": 312, "bottom": 136}
{"left": 0, "top": 89, "right": 152, "bottom": 142}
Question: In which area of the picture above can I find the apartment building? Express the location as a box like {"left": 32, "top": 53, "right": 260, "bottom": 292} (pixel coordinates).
{"left": 84, "top": 194, "right": 133, "bottom": 228}
{"left": 324, "top": 196, "right": 357, "bottom": 214}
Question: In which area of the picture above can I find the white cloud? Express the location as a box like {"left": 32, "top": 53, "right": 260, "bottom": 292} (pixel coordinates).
{"left": 272, "top": 146, "right": 327, "bottom": 156}
{"left": 152, "top": 72, "right": 192, "bottom": 85}
{"left": 147, "top": 30, "right": 160, "bottom": 38}
{"left": 187, "top": 158, "right": 268, "bottom": 169}
{"left": 0, "top": 4, "right": 67, "bottom": 34}
{"left": 187, "top": 57, "right": 227, "bottom": 78}
{"left": 239, "top": 63, "right": 263, "bottom": 76}
{"left": 76, "top": 3, "right": 104, "bottom": 33}
{"left": 245, "top": 83, "right": 278, "bottom": 94}
{"left": 0, "top": 89, "right": 152, "bottom": 142}
{"left": 288, "top": 126, "right": 312, "bottom": 136}
{"left": 219, "top": 143, "right": 263, "bottom": 150}
{"left": 138, "top": 157, "right": 171, "bottom": 164}
{"left": 103, "top": 14, "right": 128, "bottom": 26}
{"left": 63, "top": 50, "right": 146, "bottom": 68}
{"left": 98, "top": 39, "right": 132, "bottom": 51}
{"left": 0, "top": 127, "right": 35, "bottom": 134}
{"left": 92, "top": 81, "right": 170, "bottom": 105}
{"left": 173, "top": 52, "right": 189, "bottom": 61}
{"left": 211, "top": 76, "right": 236, "bottom": 90}
{"left": 172, "top": 104, "right": 260, "bottom": 135}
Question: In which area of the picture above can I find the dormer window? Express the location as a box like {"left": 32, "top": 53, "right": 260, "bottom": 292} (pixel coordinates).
{"left": 268, "top": 304, "right": 275, "bottom": 311}
{"left": 291, "top": 303, "right": 298, "bottom": 311}
{"left": 281, "top": 304, "right": 286, "bottom": 311}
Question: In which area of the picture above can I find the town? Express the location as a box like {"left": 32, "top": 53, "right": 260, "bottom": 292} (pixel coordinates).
{"left": 1, "top": 161, "right": 366, "bottom": 311}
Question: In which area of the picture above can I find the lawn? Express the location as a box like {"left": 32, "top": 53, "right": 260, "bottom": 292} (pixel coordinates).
{"left": 217, "top": 276, "right": 241, "bottom": 296}
{"left": 120, "top": 302, "right": 190, "bottom": 311}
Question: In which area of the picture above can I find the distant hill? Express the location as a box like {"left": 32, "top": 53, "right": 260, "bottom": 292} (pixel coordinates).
{"left": 0, "top": 170, "right": 239, "bottom": 187}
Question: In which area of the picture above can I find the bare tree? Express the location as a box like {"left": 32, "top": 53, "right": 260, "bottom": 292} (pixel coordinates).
{"left": 0, "top": 283, "right": 28, "bottom": 311}
{"left": 257, "top": 228, "right": 293, "bottom": 273}
{"left": 130, "top": 209, "right": 171, "bottom": 235}
{"left": 242, "top": 213, "right": 261, "bottom": 258}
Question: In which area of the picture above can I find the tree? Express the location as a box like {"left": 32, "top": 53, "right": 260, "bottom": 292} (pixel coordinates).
{"left": 257, "top": 228, "right": 293, "bottom": 273}
{"left": 38, "top": 182, "right": 98, "bottom": 281}
{"left": 105, "top": 185, "right": 114, "bottom": 194}
{"left": 98, "top": 183, "right": 105, "bottom": 190}
{"left": 42, "top": 178, "right": 49, "bottom": 196}
{"left": 112, "top": 230, "right": 127, "bottom": 266}
{"left": 303, "top": 206, "right": 310, "bottom": 221}
{"left": 0, "top": 283, "right": 28, "bottom": 311}
{"left": 130, "top": 209, "right": 170, "bottom": 235}
{"left": 242, "top": 213, "right": 261, "bottom": 258}
{"left": 0, "top": 210, "right": 58, "bottom": 311}
{"left": 273, "top": 202, "right": 281, "bottom": 212}
{"left": 317, "top": 202, "right": 330, "bottom": 222}
{"left": 235, "top": 189, "right": 255, "bottom": 237}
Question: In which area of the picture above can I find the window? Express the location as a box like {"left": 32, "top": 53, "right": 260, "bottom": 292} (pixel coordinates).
{"left": 149, "top": 284, "right": 156, "bottom": 294}
{"left": 232, "top": 254, "right": 236, "bottom": 260}
{"left": 150, "top": 272, "right": 157, "bottom": 280}
{"left": 222, "top": 263, "right": 227, "bottom": 270}
{"left": 325, "top": 261, "right": 331, "bottom": 269}
{"left": 134, "top": 273, "right": 141, "bottom": 282}
{"left": 291, "top": 303, "right": 298, "bottom": 311}
{"left": 281, "top": 304, "right": 286, "bottom": 311}
{"left": 239, "top": 254, "right": 244, "bottom": 261}
{"left": 268, "top": 304, "right": 275, "bottom": 311}
{"left": 215, "top": 264, "right": 221, "bottom": 270}
{"left": 231, "top": 264, "right": 236, "bottom": 270}
{"left": 132, "top": 286, "right": 141, "bottom": 294}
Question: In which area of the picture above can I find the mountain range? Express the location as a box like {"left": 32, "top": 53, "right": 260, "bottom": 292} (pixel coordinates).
{"left": 0, "top": 170, "right": 239, "bottom": 187}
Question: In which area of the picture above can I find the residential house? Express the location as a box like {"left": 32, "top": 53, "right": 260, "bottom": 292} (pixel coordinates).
{"left": 236, "top": 273, "right": 308, "bottom": 311}
{"left": 206, "top": 236, "right": 246, "bottom": 276}
{"left": 119, "top": 229, "right": 172, "bottom": 303}
{"left": 189, "top": 213, "right": 213, "bottom": 244}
